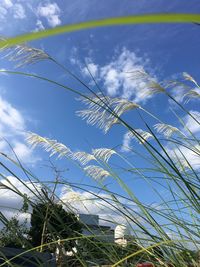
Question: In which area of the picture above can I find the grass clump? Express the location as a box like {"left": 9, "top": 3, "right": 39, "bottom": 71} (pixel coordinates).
{"left": 0, "top": 43, "right": 199, "bottom": 267}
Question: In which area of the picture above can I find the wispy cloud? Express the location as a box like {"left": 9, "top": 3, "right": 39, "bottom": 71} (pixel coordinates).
{"left": 82, "top": 61, "right": 98, "bottom": 78}
{"left": 37, "top": 2, "right": 61, "bottom": 27}
{"left": 160, "top": 111, "right": 200, "bottom": 170}
{"left": 60, "top": 187, "right": 137, "bottom": 227}
{"left": 0, "top": 95, "right": 39, "bottom": 164}
{"left": 0, "top": 0, "right": 10, "bottom": 20}
{"left": 0, "top": 1, "right": 26, "bottom": 21}
{"left": 121, "top": 128, "right": 153, "bottom": 152}
{"left": 184, "top": 110, "right": 200, "bottom": 134}
{"left": 12, "top": 3, "right": 26, "bottom": 19}
{"left": 0, "top": 179, "right": 137, "bottom": 228}
{"left": 165, "top": 143, "right": 200, "bottom": 170}
{"left": 34, "top": 19, "right": 45, "bottom": 31}
{"left": 0, "top": 176, "right": 42, "bottom": 227}
{"left": 80, "top": 48, "right": 156, "bottom": 103}
{"left": 1, "top": 0, "right": 13, "bottom": 9}
{"left": 121, "top": 132, "right": 132, "bottom": 152}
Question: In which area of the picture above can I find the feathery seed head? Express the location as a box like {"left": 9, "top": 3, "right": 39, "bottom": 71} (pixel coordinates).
{"left": 128, "top": 129, "right": 153, "bottom": 144}
{"left": 76, "top": 109, "right": 117, "bottom": 133}
{"left": 26, "top": 132, "right": 72, "bottom": 158}
{"left": 127, "top": 69, "right": 148, "bottom": 79}
{"left": 1, "top": 43, "right": 50, "bottom": 68}
{"left": 112, "top": 98, "right": 140, "bottom": 116}
{"left": 139, "top": 81, "right": 165, "bottom": 98}
{"left": 128, "top": 70, "right": 165, "bottom": 97}
{"left": 92, "top": 148, "right": 116, "bottom": 162}
{"left": 183, "top": 72, "right": 198, "bottom": 87}
{"left": 84, "top": 165, "right": 110, "bottom": 181}
{"left": 183, "top": 89, "right": 200, "bottom": 103}
{"left": 154, "top": 123, "right": 180, "bottom": 138}
{"left": 72, "top": 151, "right": 95, "bottom": 165}
{"left": 76, "top": 94, "right": 139, "bottom": 133}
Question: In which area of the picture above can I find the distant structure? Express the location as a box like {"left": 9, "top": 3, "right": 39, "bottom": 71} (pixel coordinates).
{"left": 78, "top": 215, "right": 132, "bottom": 245}
{"left": 114, "top": 224, "right": 131, "bottom": 247}
{"left": 78, "top": 214, "right": 114, "bottom": 242}
{"left": 0, "top": 247, "right": 56, "bottom": 266}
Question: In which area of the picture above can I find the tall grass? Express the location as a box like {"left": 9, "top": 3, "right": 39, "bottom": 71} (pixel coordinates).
{"left": 1, "top": 14, "right": 200, "bottom": 49}
{"left": 0, "top": 42, "right": 199, "bottom": 266}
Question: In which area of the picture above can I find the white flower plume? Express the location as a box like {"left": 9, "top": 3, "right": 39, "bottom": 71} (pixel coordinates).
{"left": 76, "top": 109, "right": 116, "bottom": 133}
{"left": 183, "top": 89, "right": 200, "bottom": 103}
{"left": 154, "top": 123, "right": 181, "bottom": 138}
{"left": 1, "top": 43, "right": 50, "bottom": 68}
{"left": 26, "top": 132, "right": 72, "bottom": 158}
{"left": 122, "top": 129, "right": 153, "bottom": 151}
{"left": 72, "top": 151, "right": 95, "bottom": 165}
{"left": 92, "top": 148, "right": 116, "bottom": 163}
{"left": 183, "top": 72, "right": 199, "bottom": 87}
{"left": 76, "top": 94, "right": 140, "bottom": 133}
{"left": 129, "top": 70, "right": 165, "bottom": 97}
{"left": 144, "top": 80, "right": 165, "bottom": 96}
{"left": 112, "top": 98, "right": 140, "bottom": 116}
{"left": 84, "top": 165, "right": 110, "bottom": 181}
{"left": 128, "top": 129, "right": 153, "bottom": 144}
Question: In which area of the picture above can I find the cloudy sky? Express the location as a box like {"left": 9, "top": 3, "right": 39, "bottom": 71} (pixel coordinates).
{"left": 0, "top": 0, "right": 200, "bottom": 228}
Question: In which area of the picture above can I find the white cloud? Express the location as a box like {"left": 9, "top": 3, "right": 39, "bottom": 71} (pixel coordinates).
{"left": 60, "top": 187, "right": 137, "bottom": 227}
{"left": 0, "top": 176, "right": 42, "bottom": 227}
{"left": 0, "top": 96, "right": 25, "bottom": 131}
{"left": 184, "top": 111, "right": 200, "bottom": 134}
{"left": 101, "top": 66, "right": 120, "bottom": 96}
{"left": 0, "top": 6, "right": 7, "bottom": 19}
{"left": 82, "top": 62, "right": 98, "bottom": 78}
{"left": 34, "top": 19, "right": 45, "bottom": 31}
{"left": 81, "top": 48, "right": 156, "bottom": 103}
{"left": 166, "top": 144, "right": 200, "bottom": 170}
{"left": 163, "top": 110, "right": 200, "bottom": 170}
{"left": 0, "top": 96, "right": 38, "bottom": 164}
{"left": 121, "top": 132, "right": 132, "bottom": 152}
{"left": 169, "top": 84, "right": 188, "bottom": 103}
{"left": 0, "top": 176, "right": 40, "bottom": 207}
{"left": 70, "top": 47, "right": 79, "bottom": 65}
{"left": 0, "top": 139, "right": 6, "bottom": 150}
{"left": 12, "top": 3, "right": 26, "bottom": 19}
{"left": 12, "top": 142, "right": 33, "bottom": 162}
{"left": 0, "top": 1, "right": 26, "bottom": 21}
{"left": 1, "top": 0, "right": 13, "bottom": 9}
{"left": 37, "top": 2, "right": 61, "bottom": 27}
{"left": 0, "top": 178, "right": 138, "bottom": 230}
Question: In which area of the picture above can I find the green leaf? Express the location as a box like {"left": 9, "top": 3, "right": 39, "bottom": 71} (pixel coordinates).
{"left": 1, "top": 13, "right": 200, "bottom": 48}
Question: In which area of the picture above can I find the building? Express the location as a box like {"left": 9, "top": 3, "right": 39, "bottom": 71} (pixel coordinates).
{"left": 78, "top": 214, "right": 114, "bottom": 243}
{"left": 0, "top": 247, "right": 56, "bottom": 267}
{"left": 114, "top": 224, "right": 131, "bottom": 247}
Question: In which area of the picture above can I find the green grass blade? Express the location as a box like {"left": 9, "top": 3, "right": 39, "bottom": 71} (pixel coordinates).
{"left": 1, "top": 14, "right": 200, "bottom": 48}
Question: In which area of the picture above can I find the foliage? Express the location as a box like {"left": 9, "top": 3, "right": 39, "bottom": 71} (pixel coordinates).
{"left": 176, "top": 249, "right": 199, "bottom": 265}
{"left": 77, "top": 238, "right": 117, "bottom": 265}
{"left": 0, "top": 216, "right": 28, "bottom": 249}
{"left": 0, "top": 25, "right": 200, "bottom": 266}
{"left": 0, "top": 14, "right": 200, "bottom": 49}
{"left": 28, "top": 201, "right": 82, "bottom": 252}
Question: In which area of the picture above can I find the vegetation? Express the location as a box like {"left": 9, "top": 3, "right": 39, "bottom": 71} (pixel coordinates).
{"left": 0, "top": 15, "right": 200, "bottom": 267}
{"left": 0, "top": 14, "right": 200, "bottom": 48}
{"left": 0, "top": 216, "right": 28, "bottom": 249}
{"left": 29, "top": 201, "right": 82, "bottom": 252}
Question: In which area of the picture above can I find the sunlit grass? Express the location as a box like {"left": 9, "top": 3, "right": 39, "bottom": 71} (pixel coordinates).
{"left": 1, "top": 14, "right": 200, "bottom": 48}
{"left": 0, "top": 28, "right": 200, "bottom": 266}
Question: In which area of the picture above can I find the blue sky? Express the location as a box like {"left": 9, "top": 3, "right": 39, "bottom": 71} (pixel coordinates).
{"left": 0, "top": 0, "right": 200, "bottom": 228}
